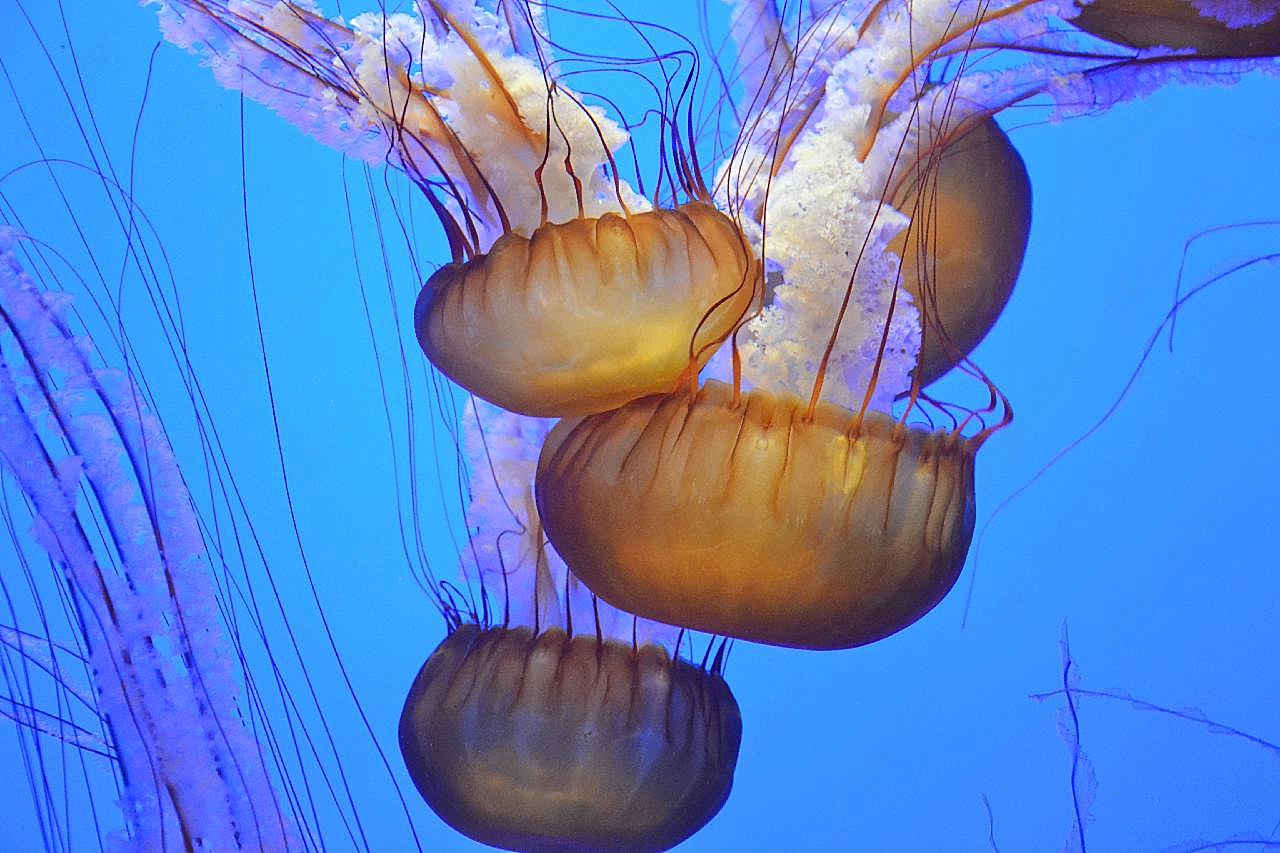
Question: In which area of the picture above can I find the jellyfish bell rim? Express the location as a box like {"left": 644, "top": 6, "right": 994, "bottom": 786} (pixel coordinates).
{"left": 534, "top": 380, "right": 979, "bottom": 651}
{"left": 398, "top": 623, "right": 742, "bottom": 853}
{"left": 414, "top": 201, "right": 759, "bottom": 418}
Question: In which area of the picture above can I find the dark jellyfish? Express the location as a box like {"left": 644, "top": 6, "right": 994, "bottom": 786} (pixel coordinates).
{"left": 399, "top": 625, "right": 741, "bottom": 853}
{"left": 1071, "top": 0, "right": 1280, "bottom": 57}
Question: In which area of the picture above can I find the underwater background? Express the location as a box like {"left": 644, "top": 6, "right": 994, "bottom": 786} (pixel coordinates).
{"left": 2, "top": 2, "right": 1278, "bottom": 850}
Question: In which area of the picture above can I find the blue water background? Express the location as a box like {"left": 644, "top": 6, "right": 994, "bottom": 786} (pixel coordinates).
{"left": 2, "top": 3, "right": 1278, "bottom": 850}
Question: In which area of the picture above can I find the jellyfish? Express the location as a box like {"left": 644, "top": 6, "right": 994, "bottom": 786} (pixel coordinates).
{"left": 399, "top": 402, "right": 742, "bottom": 852}
{"left": 401, "top": 624, "right": 739, "bottom": 852}
{"left": 537, "top": 380, "right": 980, "bottom": 650}
{"left": 414, "top": 204, "right": 758, "bottom": 416}
{"left": 1070, "top": 0, "right": 1280, "bottom": 57}
{"left": 529, "top": 4, "right": 1039, "bottom": 650}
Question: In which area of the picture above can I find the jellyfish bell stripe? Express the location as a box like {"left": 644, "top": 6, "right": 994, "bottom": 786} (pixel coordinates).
{"left": 0, "top": 236, "right": 296, "bottom": 850}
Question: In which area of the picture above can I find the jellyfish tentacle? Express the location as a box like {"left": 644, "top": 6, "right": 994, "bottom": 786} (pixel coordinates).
{"left": 0, "top": 237, "right": 297, "bottom": 850}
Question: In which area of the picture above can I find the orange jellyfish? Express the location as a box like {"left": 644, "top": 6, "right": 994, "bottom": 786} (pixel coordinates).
{"left": 1070, "top": 0, "right": 1280, "bottom": 57}
{"left": 415, "top": 201, "right": 758, "bottom": 417}
{"left": 368, "top": 2, "right": 761, "bottom": 417}
{"left": 400, "top": 627, "right": 738, "bottom": 852}
{"left": 537, "top": 380, "right": 980, "bottom": 650}
{"left": 398, "top": 0, "right": 759, "bottom": 418}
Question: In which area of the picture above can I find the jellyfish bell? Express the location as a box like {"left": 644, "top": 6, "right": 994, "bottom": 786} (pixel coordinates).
{"left": 415, "top": 201, "right": 758, "bottom": 417}
{"left": 535, "top": 380, "right": 977, "bottom": 650}
{"left": 889, "top": 116, "right": 1032, "bottom": 388}
{"left": 1069, "top": 0, "right": 1280, "bottom": 57}
{"left": 399, "top": 624, "right": 741, "bottom": 853}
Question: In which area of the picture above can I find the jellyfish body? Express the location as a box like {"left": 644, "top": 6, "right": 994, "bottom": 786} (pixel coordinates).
{"left": 891, "top": 117, "right": 1032, "bottom": 387}
{"left": 1071, "top": 0, "right": 1280, "bottom": 57}
{"left": 399, "top": 624, "right": 741, "bottom": 853}
{"left": 415, "top": 202, "right": 756, "bottom": 417}
{"left": 535, "top": 381, "right": 977, "bottom": 651}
